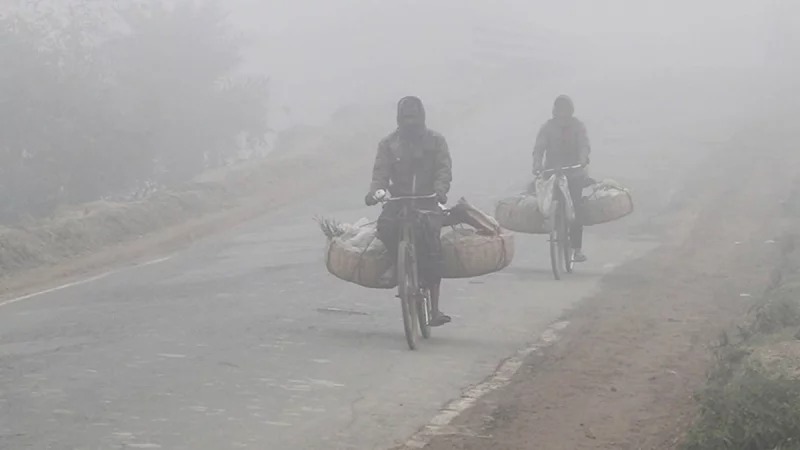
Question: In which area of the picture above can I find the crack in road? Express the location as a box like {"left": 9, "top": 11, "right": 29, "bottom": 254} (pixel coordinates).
{"left": 343, "top": 389, "right": 367, "bottom": 434}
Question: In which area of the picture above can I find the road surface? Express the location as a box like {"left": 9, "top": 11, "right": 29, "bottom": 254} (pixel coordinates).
{"left": 0, "top": 97, "right": 674, "bottom": 450}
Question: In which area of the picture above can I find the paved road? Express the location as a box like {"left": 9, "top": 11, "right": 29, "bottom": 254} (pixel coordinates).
{"left": 0, "top": 98, "right": 666, "bottom": 450}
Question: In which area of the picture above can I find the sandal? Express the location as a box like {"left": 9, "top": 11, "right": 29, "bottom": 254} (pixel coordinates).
{"left": 429, "top": 313, "right": 452, "bottom": 327}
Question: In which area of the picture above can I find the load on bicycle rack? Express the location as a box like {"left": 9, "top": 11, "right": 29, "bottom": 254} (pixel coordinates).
{"left": 495, "top": 164, "right": 634, "bottom": 280}
{"left": 319, "top": 167, "right": 634, "bottom": 349}
{"left": 318, "top": 195, "right": 514, "bottom": 350}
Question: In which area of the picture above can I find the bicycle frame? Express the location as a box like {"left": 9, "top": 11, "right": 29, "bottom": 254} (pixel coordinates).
{"left": 539, "top": 164, "right": 584, "bottom": 225}
{"left": 391, "top": 193, "right": 437, "bottom": 249}
{"left": 538, "top": 164, "right": 584, "bottom": 280}
{"left": 397, "top": 202, "right": 422, "bottom": 294}
{"left": 392, "top": 194, "right": 441, "bottom": 296}
{"left": 382, "top": 193, "right": 438, "bottom": 349}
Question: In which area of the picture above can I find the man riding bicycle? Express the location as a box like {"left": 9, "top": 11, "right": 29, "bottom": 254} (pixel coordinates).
{"left": 365, "top": 96, "right": 453, "bottom": 326}
{"left": 533, "top": 95, "right": 592, "bottom": 262}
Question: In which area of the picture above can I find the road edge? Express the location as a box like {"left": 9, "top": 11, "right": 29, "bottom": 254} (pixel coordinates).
{"left": 400, "top": 320, "right": 571, "bottom": 449}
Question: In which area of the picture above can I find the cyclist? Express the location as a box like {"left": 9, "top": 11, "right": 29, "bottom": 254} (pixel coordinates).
{"left": 533, "top": 95, "right": 592, "bottom": 262}
{"left": 365, "top": 96, "right": 453, "bottom": 326}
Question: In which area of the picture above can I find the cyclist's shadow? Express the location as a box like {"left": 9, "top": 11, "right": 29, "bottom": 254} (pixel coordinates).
{"left": 316, "top": 324, "right": 494, "bottom": 351}
{"left": 500, "top": 265, "right": 608, "bottom": 280}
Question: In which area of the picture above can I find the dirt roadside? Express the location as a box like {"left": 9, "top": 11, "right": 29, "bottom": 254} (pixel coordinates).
{"left": 404, "top": 127, "right": 796, "bottom": 450}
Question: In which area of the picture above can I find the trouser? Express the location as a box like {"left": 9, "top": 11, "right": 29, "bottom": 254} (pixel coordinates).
{"left": 376, "top": 200, "right": 444, "bottom": 288}
{"left": 568, "top": 181, "right": 584, "bottom": 249}
{"left": 568, "top": 175, "right": 593, "bottom": 249}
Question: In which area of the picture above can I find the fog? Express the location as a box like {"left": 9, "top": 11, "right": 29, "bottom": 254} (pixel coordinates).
{"left": 1, "top": 0, "right": 797, "bottom": 220}
{"left": 4, "top": 2, "right": 800, "bottom": 448}
{"left": 223, "top": 0, "right": 799, "bottom": 212}
{"left": 229, "top": 0, "right": 794, "bottom": 128}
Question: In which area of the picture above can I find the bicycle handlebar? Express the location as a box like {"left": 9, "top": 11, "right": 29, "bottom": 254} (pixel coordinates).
{"left": 382, "top": 193, "right": 438, "bottom": 202}
{"left": 540, "top": 164, "right": 585, "bottom": 176}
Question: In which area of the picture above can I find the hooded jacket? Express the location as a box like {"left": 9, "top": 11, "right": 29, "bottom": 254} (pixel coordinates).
{"left": 369, "top": 96, "right": 452, "bottom": 198}
{"left": 533, "top": 95, "right": 591, "bottom": 173}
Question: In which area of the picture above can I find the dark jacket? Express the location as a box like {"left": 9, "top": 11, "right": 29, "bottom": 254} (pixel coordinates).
{"left": 369, "top": 99, "right": 452, "bottom": 198}
{"left": 533, "top": 96, "right": 591, "bottom": 173}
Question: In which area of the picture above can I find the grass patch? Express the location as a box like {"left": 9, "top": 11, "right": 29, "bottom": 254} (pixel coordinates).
{"left": 683, "top": 226, "right": 800, "bottom": 450}
{"left": 684, "top": 343, "right": 800, "bottom": 450}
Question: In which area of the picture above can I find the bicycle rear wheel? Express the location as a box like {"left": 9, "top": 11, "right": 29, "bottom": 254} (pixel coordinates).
{"left": 398, "top": 241, "right": 419, "bottom": 350}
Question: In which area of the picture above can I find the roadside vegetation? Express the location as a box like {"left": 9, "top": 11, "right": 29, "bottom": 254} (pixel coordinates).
{"left": 684, "top": 188, "right": 800, "bottom": 450}
{"left": 0, "top": 0, "right": 269, "bottom": 223}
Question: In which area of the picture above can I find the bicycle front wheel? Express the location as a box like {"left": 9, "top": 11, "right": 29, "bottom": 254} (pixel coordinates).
{"left": 550, "top": 201, "right": 563, "bottom": 280}
{"left": 398, "top": 241, "right": 419, "bottom": 350}
{"left": 562, "top": 205, "right": 574, "bottom": 274}
{"left": 419, "top": 289, "right": 431, "bottom": 339}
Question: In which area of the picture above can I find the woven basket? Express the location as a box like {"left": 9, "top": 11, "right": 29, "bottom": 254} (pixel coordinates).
{"left": 325, "top": 223, "right": 396, "bottom": 289}
{"left": 579, "top": 182, "right": 634, "bottom": 226}
{"left": 495, "top": 194, "right": 550, "bottom": 234}
{"left": 441, "top": 227, "right": 514, "bottom": 279}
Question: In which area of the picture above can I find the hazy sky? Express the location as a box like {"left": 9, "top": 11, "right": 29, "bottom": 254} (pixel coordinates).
{"left": 225, "top": 0, "right": 784, "bottom": 125}
{"left": 8, "top": 0, "right": 759, "bottom": 127}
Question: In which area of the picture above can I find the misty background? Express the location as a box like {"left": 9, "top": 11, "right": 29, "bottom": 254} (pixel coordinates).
{"left": 0, "top": 0, "right": 797, "bottom": 223}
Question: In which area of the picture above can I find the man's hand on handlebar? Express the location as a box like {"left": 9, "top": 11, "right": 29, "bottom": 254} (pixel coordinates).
{"left": 365, "top": 189, "right": 390, "bottom": 206}
{"left": 541, "top": 163, "right": 587, "bottom": 176}
{"left": 364, "top": 191, "right": 380, "bottom": 206}
{"left": 366, "top": 191, "right": 441, "bottom": 206}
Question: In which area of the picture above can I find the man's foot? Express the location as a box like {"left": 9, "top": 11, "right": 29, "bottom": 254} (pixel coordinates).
{"left": 573, "top": 250, "right": 587, "bottom": 263}
{"left": 429, "top": 311, "right": 451, "bottom": 327}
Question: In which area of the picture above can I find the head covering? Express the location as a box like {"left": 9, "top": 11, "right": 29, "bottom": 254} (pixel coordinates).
{"left": 552, "top": 95, "right": 575, "bottom": 119}
{"left": 396, "top": 96, "right": 426, "bottom": 139}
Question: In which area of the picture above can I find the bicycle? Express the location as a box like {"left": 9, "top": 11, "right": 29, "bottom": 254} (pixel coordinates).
{"left": 537, "top": 164, "right": 585, "bottom": 281}
{"left": 374, "top": 191, "right": 441, "bottom": 350}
